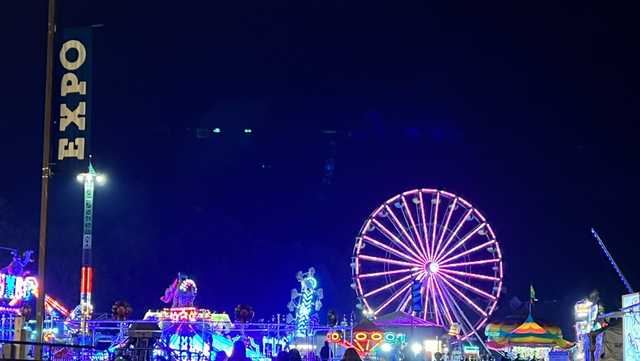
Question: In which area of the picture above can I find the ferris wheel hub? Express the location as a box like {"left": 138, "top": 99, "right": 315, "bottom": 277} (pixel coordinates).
{"left": 426, "top": 262, "right": 440, "bottom": 274}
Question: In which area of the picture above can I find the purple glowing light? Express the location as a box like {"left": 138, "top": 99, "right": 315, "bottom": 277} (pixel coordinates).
{"left": 431, "top": 192, "right": 440, "bottom": 259}
{"left": 362, "top": 235, "right": 423, "bottom": 265}
{"left": 358, "top": 267, "right": 418, "bottom": 279}
{"left": 384, "top": 205, "right": 426, "bottom": 262}
{"left": 371, "top": 219, "right": 424, "bottom": 262}
{"left": 375, "top": 281, "right": 413, "bottom": 315}
{"left": 434, "top": 208, "right": 472, "bottom": 261}
{"left": 402, "top": 195, "right": 428, "bottom": 260}
{"left": 437, "top": 275, "right": 487, "bottom": 316}
{"left": 434, "top": 197, "right": 457, "bottom": 261}
{"left": 363, "top": 272, "right": 421, "bottom": 298}
{"left": 358, "top": 254, "right": 418, "bottom": 268}
{"left": 438, "top": 272, "right": 496, "bottom": 301}
{"left": 439, "top": 258, "right": 501, "bottom": 268}
{"left": 439, "top": 268, "right": 499, "bottom": 282}
{"left": 439, "top": 239, "right": 496, "bottom": 266}
{"left": 436, "top": 222, "right": 486, "bottom": 263}
{"left": 432, "top": 276, "right": 454, "bottom": 325}
{"left": 418, "top": 191, "right": 432, "bottom": 260}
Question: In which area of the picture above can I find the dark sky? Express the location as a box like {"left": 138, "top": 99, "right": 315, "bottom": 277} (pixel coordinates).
{"left": 1, "top": 2, "right": 639, "bottom": 339}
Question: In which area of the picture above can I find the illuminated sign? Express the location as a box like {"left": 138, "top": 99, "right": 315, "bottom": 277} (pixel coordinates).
{"left": 0, "top": 273, "right": 38, "bottom": 306}
{"left": 327, "top": 331, "right": 407, "bottom": 355}
{"left": 57, "top": 28, "right": 92, "bottom": 161}
{"left": 463, "top": 345, "right": 479, "bottom": 355}
{"left": 574, "top": 299, "right": 594, "bottom": 321}
{"left": 449, "top": 322, "right": 461, "bottom": 336}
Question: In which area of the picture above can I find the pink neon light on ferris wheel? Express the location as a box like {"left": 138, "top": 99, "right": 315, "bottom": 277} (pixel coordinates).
{"left": 353, "top": 188, "right": 503, "bottom": 340}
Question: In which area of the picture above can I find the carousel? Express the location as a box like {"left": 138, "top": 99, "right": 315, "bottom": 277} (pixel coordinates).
{"left": 485, "top": 314, "right": 573, "bottom": 360}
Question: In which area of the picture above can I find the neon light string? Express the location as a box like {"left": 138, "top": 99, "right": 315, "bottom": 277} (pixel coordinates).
{"left": 372, "top": 219, "right": 424, "bottom": 263}
{"left": 439, "top": 268, "right": 499, "bottom": 282}
{"left": 358, "top": 267, "right": 420, "bottom": 279}
{"left": 358, "top": 254, "right": 419, "bottom": 268}
{"left": 401, "top": 195, "right": 428, "bottom": 260}
{"left": 363, "top": 272, "right": 421, "bottom": 298}
{"left": 432, "top": 277, "right": 454, "bottom": 325}
{"left": 433, "top": 209, "right": 472, "bottom": 261}
{"left": 397, "top": 289, "right": 412, "bottom": 312}
{"left": 439, "top": 258, "right": 500, "bottom": 268}
{"left": 438, "top": 272, "right": 495, "bottom": 300}
{"left": 418, "top": 191, "right": 432, "bottom": 260}
{"left": 430, "top": 276, "right": 442, "bottom": 324}
{"left": 436, "top": 223, "right": 486, "bottom": 263}
{"left": 375, "top": 281, "right": 412, "bottom": 315}
{"left": 433, "top": 197, "right": 457, "bottom": 261}
{"left": 436, "top": 274, "right": 487, "bottom": 316}
{"left": 439, "top": 240, "right": 496, "bottom": 266}
{"left": 430, "top": 192, "right": 440, "bottom": 261}
{"left": 384, "top": 205, "right": 426, "bottom": 263}
{"left": 362, "top": 235, "right": 423, "bottom": 265}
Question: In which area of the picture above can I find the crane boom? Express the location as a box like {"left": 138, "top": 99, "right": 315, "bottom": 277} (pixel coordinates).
{"left": 591, "top": 228, "right": 634, "bottom": 294}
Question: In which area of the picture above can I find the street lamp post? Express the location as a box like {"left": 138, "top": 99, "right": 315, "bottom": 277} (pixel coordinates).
{"left": 76, "top": 163, "right": 105, "bottom": 342}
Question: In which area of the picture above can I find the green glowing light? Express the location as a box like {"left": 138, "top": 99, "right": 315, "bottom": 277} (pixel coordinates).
{"left": 244, "top": 128, "right": 253, "bottom": 134}
{"left": 212, "top": 128, "right": 221, "bottom": 133}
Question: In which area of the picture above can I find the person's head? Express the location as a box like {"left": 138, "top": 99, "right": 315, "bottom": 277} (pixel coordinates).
{"left": 324, "top": 341, "right": 329, "bottom": 347}
{"left": 289, "top": 348, "right": 303, "bottom": 361}
{"left": 276, "top": 351, "right": 290, "bottom": 361}
{"left": 231, "top": 340, "right": 247, "bottom": 359}
{"left": 341, "top": 348, "right": 361, "bottom": 361}
{"left": 215, "top": 351, "right": 228, "bottom": 361}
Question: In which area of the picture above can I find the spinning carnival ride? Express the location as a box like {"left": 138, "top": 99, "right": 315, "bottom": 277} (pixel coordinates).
{"left": 352, "top": 189, "right": 503, "bottom": 340}
{"left": 287, "top": 268, "right": 323, "bottom": 337}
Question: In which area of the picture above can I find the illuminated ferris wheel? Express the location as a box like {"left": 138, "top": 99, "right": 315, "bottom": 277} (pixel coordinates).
{"left": 352, "top": 188, "right": 503, "bottom": 339}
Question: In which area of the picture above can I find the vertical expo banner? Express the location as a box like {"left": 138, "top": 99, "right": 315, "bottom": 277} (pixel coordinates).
{"left": 56, "top": 28, "right": 92, "bottom": 166}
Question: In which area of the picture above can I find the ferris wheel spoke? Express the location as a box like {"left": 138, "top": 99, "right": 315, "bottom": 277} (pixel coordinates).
{"left": 438, "top": 272, "right": 495, "bottom": 301}
{"left": 384, "top": 205, "right": 426, "bottom": 262}
{"left": 401, "top": 196, "right": 428, "bottom": 260}
{"left": 374, "top": 281, "right": 413, "bottom": 315}
{"left": 439, "top": 239, "right": 496, "bottom": 266}
{"left": 433, "top": 208, "right": 472, "bottom": 261}
{"left": 363, "top": 272, "right": 420, "bottom": 298}
{"left": 436, "top": 274, "right": 487, "bottom": 317}
{"left": 358, "top": 267, "right": 420, "bottom": 279}
{"left": 362, "top": 235, "right": 424, "bottom": 265}
{"left": 358, "top": 254, "right": 418, "bottom": 268}
{"left": 438, "top": 281, "right": 479, "bottom": 338}
{"left": 440, "top": 268, "right": 500, "bottom": 282}
{"left": 422, "top": 276, "right": 431, "bottom": 321}
{"left": 432, "top": 276, "right": 454, "bottom": 325}
{"left": 430, "top": 192, "right": 441, "bottom": 261}
{"left": 439, "top": 258, "right": 501, "bottom": 268}
{"left": 436, "top": 222, "right": 486, "bottom": 263}
{"left": 418, "top": 191, "right": 432, "bottom": 260}
{"left": 372, "top": 219, "right": 424, "bottom": 263}
{"left": 398, "top": 290, "right": 412, "bottom": 312}
{"left": 432, "top": 197, "right": 457, "bottom": 263}
{"left": 427, "top": 276, "right": 442, "bottom": 324}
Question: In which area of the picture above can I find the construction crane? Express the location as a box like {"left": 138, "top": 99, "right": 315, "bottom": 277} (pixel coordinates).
{"left": 591, "top": 228, "right": 634, "bottom": 294}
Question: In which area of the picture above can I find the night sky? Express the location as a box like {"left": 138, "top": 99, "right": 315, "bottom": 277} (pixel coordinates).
{"left": 1, "top": 2, "right": 638, "bottom": 339}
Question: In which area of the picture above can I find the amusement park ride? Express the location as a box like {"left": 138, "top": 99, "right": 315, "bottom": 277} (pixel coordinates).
{"left": 0, "top": 186, "right": 510, "bottom": 360}
{"left": 352, "top": 189, "right": 503, "bottom": 342}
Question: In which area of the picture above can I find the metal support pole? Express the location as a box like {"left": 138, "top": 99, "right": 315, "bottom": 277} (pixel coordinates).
{"left": 35, "top": 0, "right": 56, "bottom": 358}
